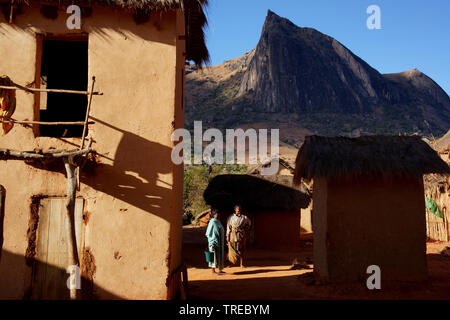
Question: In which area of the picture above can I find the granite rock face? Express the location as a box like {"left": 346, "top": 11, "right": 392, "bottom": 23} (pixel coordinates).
{"left": 238, "top": 10, "right": 449, "bottom": 118}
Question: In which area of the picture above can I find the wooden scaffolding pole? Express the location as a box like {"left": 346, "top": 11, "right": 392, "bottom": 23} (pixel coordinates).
{"left": 0, "top": 141, "right": 92, "bottom": 160}
{"left": 63, "top": 156, "right": 79, "bottom": 300}
{"left": 0, "top": 119, "right": 95, "bottom": 126}
{"left": 0, "top": 85, "right": 102, "bottom": 96}
{"left": 64, "top": 137, "right": 92, "bottom": 300}
{"left": 80, "top": 77, "right": 96, "bottom": 150}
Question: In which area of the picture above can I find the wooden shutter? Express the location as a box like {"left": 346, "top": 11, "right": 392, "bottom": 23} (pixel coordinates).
{"left": 31, "top": 198, "right": 84, "bottom": 299}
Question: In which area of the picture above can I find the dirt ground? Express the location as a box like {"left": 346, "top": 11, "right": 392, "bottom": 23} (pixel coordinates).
{"left": 182, "top": 225, "right": 450, "bottom": 300}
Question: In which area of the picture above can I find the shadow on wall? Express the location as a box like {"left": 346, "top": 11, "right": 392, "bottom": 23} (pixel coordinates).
{"left": 0, "top": 250, "right": 120, "bottom": 300}
{"left": 24, "top": 120, "right": 176, "bottom": 222}
{"left": 80, "top": 116, "right": 175, "bottom": 222}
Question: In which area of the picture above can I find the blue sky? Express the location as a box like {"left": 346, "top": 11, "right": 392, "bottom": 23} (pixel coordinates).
{"left": 203, "top": 0, "right": 450, "bottom": 95}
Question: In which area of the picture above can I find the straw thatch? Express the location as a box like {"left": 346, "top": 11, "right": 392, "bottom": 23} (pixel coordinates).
{"left": 435, "top": 129, "right": 450, "bottom": 153}
{"left": 246, "top": 157, "right": 294, "bottom": 175}
{"left": 5, "top": 0, "right": 209, "bottom": 66}
{"left": 203, "top": 174, "right": 310, "bottom": 212}
{"left": 293, "top": 135, "right": 450, "bottom": 185}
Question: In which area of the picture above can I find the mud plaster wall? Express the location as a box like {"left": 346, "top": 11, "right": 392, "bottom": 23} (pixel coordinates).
{"left": 253, "top": 210, "right": 301, "bottom": 248}
{"left": 0, "top": 3, "right": 185, "bottom": 299}
{"left": 165, "top": 9, "right": 185, "bottom": 300}
{"left": 315, "top": 174, "right": 427, "bottom": 283}
{"left": 312, "top": 177, "right": 328, "bottom": 281}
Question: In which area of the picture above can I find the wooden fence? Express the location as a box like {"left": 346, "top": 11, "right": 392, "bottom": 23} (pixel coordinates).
{"left": 425, "top": 151, "right": 450, "bottom": 242}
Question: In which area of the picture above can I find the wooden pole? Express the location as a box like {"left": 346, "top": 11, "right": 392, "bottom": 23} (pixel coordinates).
{"left": 80, "top": 77, "right": 95, "bottom": 150}
{"left": 9, "top": 0, "right": 14, "bottom": 24}
{"left": 0, "top": 150, "right": 88, "bottom": 159}
{"left": 0, "top": 142, "right": 92, "bottom": 160}
{"left": 63, "top": 156, "right": 79, "bottom": 300}
{"left": 0, "top": 85, "right": 102, "bottom": 96}
{"left": 0, "top": 120, "right": 94, "bottom": 126}
{"left": 61, "top": 139, "right": 91, "bottom": 300}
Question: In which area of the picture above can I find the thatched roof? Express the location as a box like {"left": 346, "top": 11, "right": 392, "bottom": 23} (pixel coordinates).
{"left": 435, "top": 130, "right": 450, "bottom": 153}
{"left": 204, "top": 174, "right": 310, "bottom": 212}
{"left": 294, "top": 135, "right": 450, "bottom": 184}
{"left": 6, "top": 0, "right": 209, "bottom": 66}
{"left": 246, "top": 157, "right": 294, "bottom": 175}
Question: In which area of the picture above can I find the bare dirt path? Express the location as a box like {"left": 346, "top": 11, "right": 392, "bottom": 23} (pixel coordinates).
{"left": 182, "top": 225, "right": 450, "bottom": 300}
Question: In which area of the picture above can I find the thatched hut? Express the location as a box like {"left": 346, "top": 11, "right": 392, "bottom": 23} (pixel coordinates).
{"left": 196, "top": 208, "right": 211, "bottom": 227}
{"left": 0, "top": 0, "right": 208, "bottom": 300}
{"left": 204, "top": 174, "right": 310, "bottom": 248}
{"left": 246, "top": 158, "right": 314, "bottom": 236}
{"left": 294, "top": 135, "right": 450, "bottom": 283}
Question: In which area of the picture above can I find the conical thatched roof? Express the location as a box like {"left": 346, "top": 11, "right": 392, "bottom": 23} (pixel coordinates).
{"left": 204, "top": 174, "right": 310, "bottom": 212}
{"left": 6, "top": 0, "right": 209, "bottom": 66}
{"left": 293, "top": 135, "right": 450, "bottom": 185}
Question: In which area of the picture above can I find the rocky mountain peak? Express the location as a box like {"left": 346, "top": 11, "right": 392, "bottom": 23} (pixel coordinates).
{"left": 186, "top": 11, "right": 450, "bottom": 137}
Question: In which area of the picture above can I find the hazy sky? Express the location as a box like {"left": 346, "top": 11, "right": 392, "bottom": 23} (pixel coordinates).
{"left": 203, "top": 0, "right": 450, "bottom": 95}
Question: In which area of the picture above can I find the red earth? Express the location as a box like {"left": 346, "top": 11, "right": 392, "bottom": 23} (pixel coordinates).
{"left": 182, "top": 225, "right": 450, "bottom": 300}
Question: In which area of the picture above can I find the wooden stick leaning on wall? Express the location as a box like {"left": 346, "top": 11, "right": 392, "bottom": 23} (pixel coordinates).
{"left": 80, "top": 77, "right": 96, "bottom": 150}
{"left": 63, "top": 138, "right": 93, "bottom": 300}
{"left": 63, "top": 155, "right": 79, "bottom": 300}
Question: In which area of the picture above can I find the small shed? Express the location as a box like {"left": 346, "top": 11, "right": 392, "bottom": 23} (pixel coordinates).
{"left": 204, "top": 174, "right": 310, "bottom": 248}
{"left": 246, "top": 158, "right": 314, "bottom": 236}
{"left": 294, "top": 135, "right": 450, "bottom": 283}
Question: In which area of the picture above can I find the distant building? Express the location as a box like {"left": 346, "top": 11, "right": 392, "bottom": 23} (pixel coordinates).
{"left": 204, "top": 174, "right": 310, "bottom": 248}
{"left": 247, "top": 158, "right": 314, "bottom": 236}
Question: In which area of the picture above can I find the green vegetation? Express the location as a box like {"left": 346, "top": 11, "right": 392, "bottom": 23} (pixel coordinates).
{"left": 183, "top": 163, "right": 248, "bottom": 225}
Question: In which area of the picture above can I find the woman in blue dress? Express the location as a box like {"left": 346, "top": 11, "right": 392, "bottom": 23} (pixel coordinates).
{"left": 205, "top": 209, "right": 225, "bottom": 275}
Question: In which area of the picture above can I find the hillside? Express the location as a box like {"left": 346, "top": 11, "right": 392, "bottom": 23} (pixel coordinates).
{"left": 185, "top": 10, "right": 450, "bottom": 148}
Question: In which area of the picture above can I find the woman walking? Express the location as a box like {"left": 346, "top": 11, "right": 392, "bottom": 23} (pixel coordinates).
{"left": 205, "top": 209, "right": 225, "bottom": 275}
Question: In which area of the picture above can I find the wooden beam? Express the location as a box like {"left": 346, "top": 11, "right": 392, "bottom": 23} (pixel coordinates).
{"left": 9, "top": 0, "right": 14, "bottom": 24}
{"left": 0, "top": 138, "right": 92, "bottom": 160}
{"left": 0, "top": 120, "right": 94, "bottom": 126}
{"left": 0, "top": 85, "right": 103, "bottom": 96}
